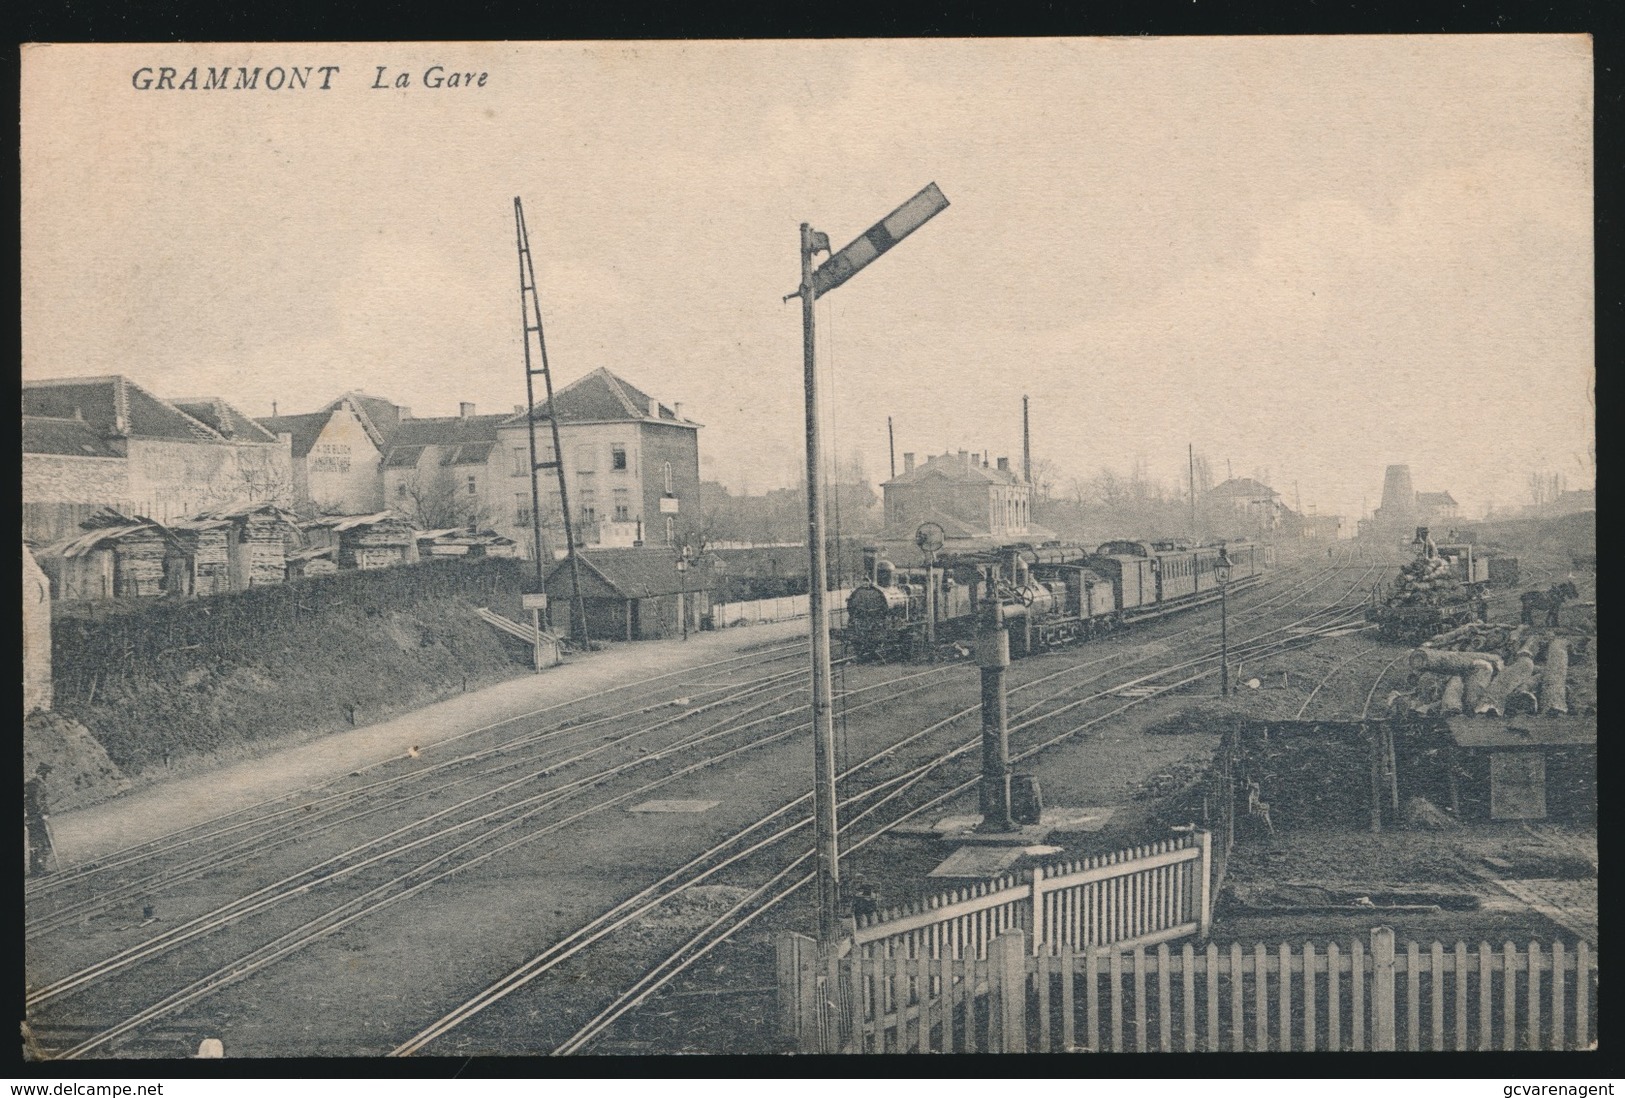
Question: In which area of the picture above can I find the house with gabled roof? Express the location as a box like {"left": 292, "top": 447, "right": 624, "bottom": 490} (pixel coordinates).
{"left": 258, "top": 394, "right": 396, "bottom": 515}
{"left": 879, "top": 449, "right": 1037, "bottom": 543}
{"left": 496, "top": 367, "right": 702, "bottom": 559}
{"left": 22, "top": 376, "right": 294, "bottom": 536}
{"left": 378, "top": 403, "right": 512, "bottom": 531}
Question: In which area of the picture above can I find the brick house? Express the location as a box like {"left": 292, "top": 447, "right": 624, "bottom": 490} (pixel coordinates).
{"left": 378, "top": 404, "right": 511, "bottom": 532}
{"left": 498, "top": 368, "right": 702, "bottom": 559}
{"left": 878, "top": 449, "right": 1036, "bottom": 543}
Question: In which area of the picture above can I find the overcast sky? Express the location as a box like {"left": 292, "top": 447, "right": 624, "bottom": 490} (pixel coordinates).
{"left": 22, "top": 37, "right": 1593, "bottom": 522}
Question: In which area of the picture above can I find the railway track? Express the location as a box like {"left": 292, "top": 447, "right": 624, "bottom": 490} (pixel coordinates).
{"left": 29, "top": 555, "right": 1372, "bottom": 1058}
{"left": 387, "top": 556, "right": 1381, "bottom": 1055}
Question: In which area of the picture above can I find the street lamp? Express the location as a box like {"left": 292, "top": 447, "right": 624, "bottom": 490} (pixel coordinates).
{"left": 1215, "top": 544, "right": 1233, "bottom": 697}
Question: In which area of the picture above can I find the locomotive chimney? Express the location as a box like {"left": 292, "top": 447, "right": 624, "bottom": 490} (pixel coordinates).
{"left": 903, "top": 452, "right": 915, "bottom": 474}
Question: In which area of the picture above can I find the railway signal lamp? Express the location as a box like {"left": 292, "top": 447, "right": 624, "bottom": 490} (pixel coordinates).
{"left": 1216, "top": 545, "right": 1234, "bottom": 698}
{"left": 791, "top": 184, "right": 950, "bottom": 943}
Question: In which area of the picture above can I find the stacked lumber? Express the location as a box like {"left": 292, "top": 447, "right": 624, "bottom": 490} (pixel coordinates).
{"left": 242, "top": 513, "right": 290, "bottom": 587}
{"left": 1386, "top": 620, "right": 1595, "bottom": 718}
{"left": 111, "top": 527, "right": 169, "bottom": 598}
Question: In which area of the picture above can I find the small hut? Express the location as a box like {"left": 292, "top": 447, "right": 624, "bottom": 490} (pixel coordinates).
{"left": 195, "top": 504, "right": 301, "bottom": 589}
{"left": 323, "top": 512, "right": 421, "bottom": 570}
{"left": 37, "top": 513, "right": 175, "bottom": 600}
{"left": 164, "top": 516, "right": 235, "bottom": 596}
{"left": 285, "top": 544, "right": 339, "bottom": 579}
{"left": 417, "top": 528, "right": 518, "bottom": 560}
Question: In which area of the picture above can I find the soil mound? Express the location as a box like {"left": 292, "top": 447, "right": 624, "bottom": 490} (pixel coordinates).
{"left": 23, "top": 709, "right": 131, "bottom": 811}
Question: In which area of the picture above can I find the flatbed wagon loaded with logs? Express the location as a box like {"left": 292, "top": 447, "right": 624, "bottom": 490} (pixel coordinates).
{"left": 1365, "top": 529, "right": 1488, "bottom": 643}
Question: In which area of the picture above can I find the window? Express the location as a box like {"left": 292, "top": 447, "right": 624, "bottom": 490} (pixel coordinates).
{"left": 613, "top": 487, "right": 631, "bottom": 521}
{"left": 396, "top": 482, "right": 408, "bottom": 498}
{"left": 516, "top": 493, "right": 531, "bottom": 525}
{"left": 576, "top": 445, "right": 596, "bottom": 473}
{"left": 512, "top": 448, "right": 529, "bottom": 476}
{"left": 663, "top": 461, "right": 673, "bottom": 494}
{"left": 666, "top": 516, "right": 676, "bottom": 547}
{"left": 467, "top": 475, "right": 478, "bottom": 496}
{"left": 611, "top": 444, "right": 627, "bottom": 471}
{"left": 580, "top": 489, "right": 597, "bottom": 525}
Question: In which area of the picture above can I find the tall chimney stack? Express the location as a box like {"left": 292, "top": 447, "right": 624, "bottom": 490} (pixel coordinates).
{"left": 459, "top": 402, "right": 476, "bottom": 419}
{"left": 1022, "top": 395, "right": 1032, "bottom": 486}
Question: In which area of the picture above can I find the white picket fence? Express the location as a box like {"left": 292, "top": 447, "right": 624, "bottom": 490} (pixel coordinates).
{"left": 711, "top": 589, "right": 852, "bottom": 628}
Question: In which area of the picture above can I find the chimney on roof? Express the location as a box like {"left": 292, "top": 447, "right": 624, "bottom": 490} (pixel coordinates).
{"left": 673, "top": 402, "right": 682, "bottom": 419}
{"left": 903, "top": 453, "right": 915, "bottom": 474}
{"left": 649, "top": 396, "right": 659, "bottom": 416}
{"left": 514, "top": 404, "right": 524, "bottom": 415}
{"left": 272, "top": 401, "right": 278, "bottom": 417}
{"left": 398, "top": 407, "right": 411, "bottom": 420}
{"left": 997, "top": 456, "right": 1009, "bottom": 472}
{"left": 459, "top": 402, "right": 475, "bottom": 419}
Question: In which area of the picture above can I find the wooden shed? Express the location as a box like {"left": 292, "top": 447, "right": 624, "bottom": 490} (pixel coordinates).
{"left": 1445, "top": 714, "right": 1596, "bottom": 822}
{"left": 164, "top": 516, "right": 235, "bottom": 596}
{"left": 543, "top": 548, "right": 718, "bottom": 640}
{"left": 322, "top": 511, "right": 422, "bottom": 570}
{"left": 195, "top": 504, "right": 300, "bottom": 589}
{"left": 37, "top": 518, "right": 175, "bottom": 601}
{"left": 417, "top": 528, "right": 519, "bottom": 560}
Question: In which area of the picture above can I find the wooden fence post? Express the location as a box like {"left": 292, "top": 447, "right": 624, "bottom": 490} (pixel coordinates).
{"left": 775, "top": 931, "right": 824, "bottom": 1052}
{"left": 1371, "top": 926, "right": 1397, "bottom": 1051}
{"left": 1197, "top": 829, "right": 1213, "bottom": 940}
{"left": 993, "top": 928, "right": 1028, "bottom": 1052}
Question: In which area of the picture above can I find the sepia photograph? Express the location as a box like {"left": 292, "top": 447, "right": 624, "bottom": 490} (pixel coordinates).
{"left": 20, "top": 36, "right": 1595, "bottom": 1061}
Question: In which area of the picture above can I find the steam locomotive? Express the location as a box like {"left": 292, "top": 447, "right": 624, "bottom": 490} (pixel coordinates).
{"left": 844, "top": 538, "right": 1271, "bottom": 661}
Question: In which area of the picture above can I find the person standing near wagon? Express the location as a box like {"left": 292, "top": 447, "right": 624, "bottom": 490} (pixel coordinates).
{"left": 24, "top": 764, "right": 56, "bottom": 876}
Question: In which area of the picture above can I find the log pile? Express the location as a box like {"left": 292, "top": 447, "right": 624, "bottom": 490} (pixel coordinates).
{"left": 1386, "top": 620, "right": 1595, "bottom": 719}
{"left": 1386, "top": 554, "right": 1462, "bottom": 606}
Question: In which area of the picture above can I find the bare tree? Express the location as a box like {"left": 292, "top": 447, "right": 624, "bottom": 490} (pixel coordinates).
{"left": 1028, "top": 457, "right": 1060, "bottom": 503}
{"left": 397, "top": 466, "right": 499, "bottom": 531}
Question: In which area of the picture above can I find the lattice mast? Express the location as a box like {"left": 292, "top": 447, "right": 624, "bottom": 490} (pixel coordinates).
{"left": 514, "top": 197, "right": 589, "bottom": 643}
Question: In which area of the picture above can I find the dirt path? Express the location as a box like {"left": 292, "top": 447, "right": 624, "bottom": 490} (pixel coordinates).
{"left": 45, "top": 622, "right": 810, "bottom": 867}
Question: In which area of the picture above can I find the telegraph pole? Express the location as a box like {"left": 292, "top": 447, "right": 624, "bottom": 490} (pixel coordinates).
{"left": 1189, "top": 443, "right": 1198, "bottom": 544}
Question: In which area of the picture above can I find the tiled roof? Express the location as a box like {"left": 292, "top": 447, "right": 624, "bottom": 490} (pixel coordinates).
{"left": 256, "top": 411, "right": 334, "bottom": 458}
{"left": 381, "top": 415, "right": 507, "bottom": 469}
{"left": 22, "top": 376, "right": 224, "bottom": 442}
{"left": 1417, "top": 491, "right": 1458, "bottom": 507}
{"left": 1210, "top": 477, "right": 1279, "bottom": 499}
{"left": 437, "top": 441, "right": 496, "bottom": 467}
{"left": 21, "top": 416, "right": 123, "bottom": 458}
{"left": 504, "top": 367, "right": 700, "bottom": 428}
{"left": 882, "top": 452, "right": 1025, "bottom": 487}
{"left": 171, "top": 398, "right": 280, "bottom": 443}
{"left": 382, "top": 445, "right": 428, "bottom": 469}
{"left": 320, "top": 392, "right": 409, "bottom": 449}
{"left": 547, "top": 547, "right": 714, "bottom": 599}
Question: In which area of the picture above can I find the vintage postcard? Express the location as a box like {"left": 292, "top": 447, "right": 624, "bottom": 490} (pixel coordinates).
{"left": 21, "top": 37, "right": 1594, "bottom": 1061}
